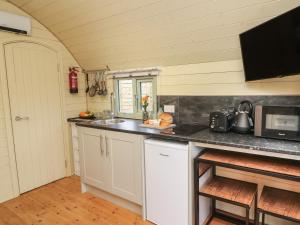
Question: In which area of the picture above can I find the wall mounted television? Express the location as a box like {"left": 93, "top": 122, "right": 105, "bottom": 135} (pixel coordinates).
{"left": 240, "top": 6, "right": 300, "bottom": 81}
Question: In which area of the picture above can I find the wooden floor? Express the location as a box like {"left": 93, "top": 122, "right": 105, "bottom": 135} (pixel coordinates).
{"left": 0, "top": 176, "right": 153, "bottom": 225}
{"left": 0, "top": 176, "right": 236, "bottom": 225}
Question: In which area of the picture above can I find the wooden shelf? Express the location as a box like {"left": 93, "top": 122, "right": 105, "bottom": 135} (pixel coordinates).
{"left": 209, "top": 217, "right": 236, "bottom": 225}
{"left": 199, "top": 176, "right": 257, "bottom": 208}
{"left": 198, "top": 149, "right": 300, "bottom": 181}
{"left": 207, "top": 214, "right": 254, "bottom": 225}
{"left": 258, "top": 186, "right": 300, "bottom": 222}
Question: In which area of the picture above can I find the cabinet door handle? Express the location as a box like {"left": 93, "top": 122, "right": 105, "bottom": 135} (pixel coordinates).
{"left": 105, "top": 136, "right": 109, "bottom": 157}
{"left": 159, "top": 153, "right": 169, "bottom": 157}
{"left": 100, "top": 135, "right": 104, "bottom": 155}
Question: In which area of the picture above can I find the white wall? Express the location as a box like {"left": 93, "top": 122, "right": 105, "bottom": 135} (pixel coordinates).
{"left": 0, "top": 0, "right": 86, "bottom": 202}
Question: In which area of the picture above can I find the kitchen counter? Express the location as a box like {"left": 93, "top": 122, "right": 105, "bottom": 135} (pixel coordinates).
{"left": 72, "top": 118, "right": 300, "bottom": 157}
{"left": 75, "top": 118, "right": 194, "bottom": 142}
{"left": 189, "top": 129, "right": 300, "bottom": 156}
{"left": 67, "top": 117, "right": 97, "bottom": 123}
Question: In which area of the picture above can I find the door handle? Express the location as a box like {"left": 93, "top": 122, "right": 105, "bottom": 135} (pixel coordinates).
{"left": 159, "top": 153, "right": 169, "bottom": 157}
{"left": 105, "top": 136, "right": 109, "bottom": 157}
{"left": 15, "top": 116, "right": 29, "bottom": 121}
{"left": 100, "top": 135, "right": 104, "bottom": 155}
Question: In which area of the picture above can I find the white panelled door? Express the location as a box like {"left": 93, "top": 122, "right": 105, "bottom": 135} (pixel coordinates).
{"left": 5, "top": 42, "right": 66, "bottom": 193}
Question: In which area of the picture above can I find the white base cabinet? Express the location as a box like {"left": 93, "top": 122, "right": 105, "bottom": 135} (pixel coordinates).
{"left": 145, "top": 139, "right": 189, "bottom": 225}
{"left": 79, "top": 128, "right": 107, "bottom": 190}
{"left": 78, "top": 127, "right": 143, "bottom": 205}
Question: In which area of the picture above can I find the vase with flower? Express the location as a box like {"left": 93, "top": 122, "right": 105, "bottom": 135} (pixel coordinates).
{"left": 141, "top": 95, "right": 150, "bottom": 122}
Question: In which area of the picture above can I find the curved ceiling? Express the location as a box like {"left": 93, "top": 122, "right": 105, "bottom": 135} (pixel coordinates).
{"left": 8, "top": 0, "right": 300, "bottom": 70}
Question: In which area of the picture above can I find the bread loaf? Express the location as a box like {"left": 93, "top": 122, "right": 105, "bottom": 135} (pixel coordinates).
{"left": 159, "top": 113, "right": 173, "bottom": 126}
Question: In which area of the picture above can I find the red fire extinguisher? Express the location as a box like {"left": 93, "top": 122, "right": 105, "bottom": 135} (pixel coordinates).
{"left": 69, "top": 67, "right": 79, "bottom": 94}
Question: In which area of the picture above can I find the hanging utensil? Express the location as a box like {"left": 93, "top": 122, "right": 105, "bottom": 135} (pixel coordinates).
{"left": 85, "top": 73, "right": 90, "bottom": 93}
{"left": 89, "top": 73, "right": 97, "bottom": 97}
{"left": 89, "top": 84, "right": 96, "bottom": 97}
{"left": 102, "top": 74, "right": 108, "bottom": 96}
{"left": 97, "top": 72, "right": 103, "bottom": 95}
{"left": 95, "top": 72, "right": 101, "bottom": 94}
{"left": 110, "top": 92, "right": 114, "bottom": 115}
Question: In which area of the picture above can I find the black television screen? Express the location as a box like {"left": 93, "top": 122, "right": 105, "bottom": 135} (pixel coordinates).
{"left": 240, "top": 7, "right": 300, "bottom": 81}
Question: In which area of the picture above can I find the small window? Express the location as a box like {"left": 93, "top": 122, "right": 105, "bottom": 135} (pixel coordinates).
{"left": 114, "top": 77, "right": 157, "bottom": 119}
{"left": 138, "top": 80, "right": 153, "bottom": 112}
{"left": 118, "top": 80, "right": 134, "bottom": 114}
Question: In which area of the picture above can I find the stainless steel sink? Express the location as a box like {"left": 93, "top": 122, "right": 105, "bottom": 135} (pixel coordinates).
{"left": 90, "top": 118, "right": 125, "bottom": 125}
{"left": 106, "top": 119, "right": 125, "bottom": 124}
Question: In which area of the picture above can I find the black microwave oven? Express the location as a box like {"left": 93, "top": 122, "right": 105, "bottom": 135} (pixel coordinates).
{"left": 254, "top": 105, "right": 300, "bottom": 141}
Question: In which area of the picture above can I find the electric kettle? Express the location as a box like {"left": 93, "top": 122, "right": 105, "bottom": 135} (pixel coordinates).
{"left": 232, "top": 100, "right": 254, "bottom": 134}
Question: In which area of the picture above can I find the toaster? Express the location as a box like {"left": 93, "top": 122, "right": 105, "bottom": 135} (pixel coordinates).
{"left": 209, "top": 110, "right": 235, "bottom": 132}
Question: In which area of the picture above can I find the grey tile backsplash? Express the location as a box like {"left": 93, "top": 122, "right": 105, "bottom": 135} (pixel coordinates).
{"left": 158, "top": 96, "right": 300, "bottom": 125}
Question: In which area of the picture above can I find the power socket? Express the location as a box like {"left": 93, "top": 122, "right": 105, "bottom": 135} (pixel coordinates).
{"left": 164, "top": 105, "right": 175, "bottom": 113}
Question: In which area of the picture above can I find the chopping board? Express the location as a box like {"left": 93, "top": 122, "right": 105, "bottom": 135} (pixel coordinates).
{"left": 139, "top": 123, "right": 176, "bottom": 130}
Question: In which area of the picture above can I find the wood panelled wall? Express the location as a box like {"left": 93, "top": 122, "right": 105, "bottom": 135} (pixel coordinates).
{"left": 86, "top": 60, "right": 300, "bottom": 112}
{"left": 157, "top": 60, "right": 300, "bottom": 96}
{"left": 8, "top": 0, "right": 300, "bottom": 111}
{"left": 9, "top": 0, "right": 300, "bottom": 70}
{"left": 0, "top": 0, "right": 86, "bottom": 202}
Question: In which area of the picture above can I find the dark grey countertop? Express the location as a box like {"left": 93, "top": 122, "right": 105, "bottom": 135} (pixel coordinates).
{"left": 189, "top": 129, "right": 300, "bottom": 156}
{"left": 71, "top": 118, "right": 300, "bottom": 157}
{"left": 74, "top": 118, "right": 193, "bottom": 142}
{"left": 67, "top": 117, "right": 97, "bottom": 123}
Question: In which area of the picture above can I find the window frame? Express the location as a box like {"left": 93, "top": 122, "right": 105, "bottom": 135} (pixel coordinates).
{"left": 114, "top": 76, "right": 157, "bottom": 119}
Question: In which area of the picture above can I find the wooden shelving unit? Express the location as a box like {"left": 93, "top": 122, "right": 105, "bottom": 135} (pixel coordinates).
{"left": 198, "top": 149, "right": 300, "bottom": 181}
{"left": 258, "top": 186, "right": 300, "bottom": 225}
{"left": 195, "top": 162, "right": 258, "bottom": 225}
{"left": 199, "top": 176, "right": 257, "bottom": 208}
{"left": 194, "top": 149, "right": 300, "bottom": 225}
